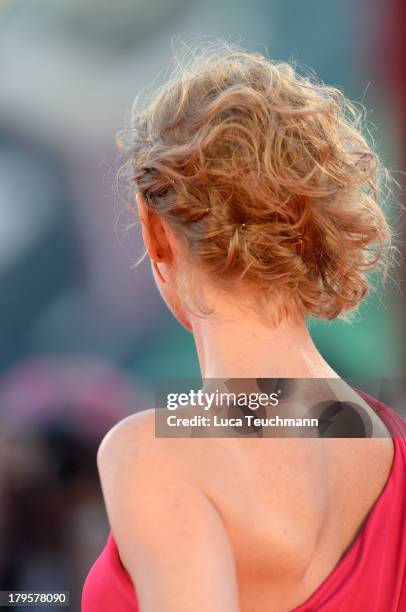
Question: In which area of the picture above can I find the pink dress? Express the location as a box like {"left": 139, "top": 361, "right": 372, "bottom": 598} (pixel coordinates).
{"left": 82, "top": 390, "right": 406, "bottom": 611}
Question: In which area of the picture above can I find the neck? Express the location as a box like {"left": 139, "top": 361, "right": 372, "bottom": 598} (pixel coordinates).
{"left": 189, "top": 294, "right": 338, "bottom": 380}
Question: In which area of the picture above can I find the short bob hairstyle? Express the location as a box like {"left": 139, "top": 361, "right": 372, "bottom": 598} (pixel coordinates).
{"left": 117, "top": 41, "right": 392, "bottom": 322}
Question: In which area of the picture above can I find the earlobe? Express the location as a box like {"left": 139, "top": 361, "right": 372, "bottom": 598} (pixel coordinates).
{"left": 153, "top": 260, "right": 166, "bottom": 284}
{"left": 136, "top": 191, "right": 173, "bottom": 266}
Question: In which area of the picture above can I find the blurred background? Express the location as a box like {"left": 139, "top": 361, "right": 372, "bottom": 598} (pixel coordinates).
{"left": 0, "top": 0, "right": 404, "bottom": 609}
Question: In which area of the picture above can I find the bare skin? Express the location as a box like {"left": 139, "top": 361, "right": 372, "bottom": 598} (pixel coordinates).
{"left": 97, "top": 197, "right": 394, "bottom": 612}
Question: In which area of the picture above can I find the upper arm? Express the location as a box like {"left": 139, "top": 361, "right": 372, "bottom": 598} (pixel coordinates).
{"left": 97, "top": 412, "right": 240, "bottom": 612}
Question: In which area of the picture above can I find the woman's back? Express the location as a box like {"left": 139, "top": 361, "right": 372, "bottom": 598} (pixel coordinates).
{"left": 195, "top": 423, "right": 394, "bottom": 609}
{"left": 84, "top": 388, "right": 405, "bottom": 612}
{"left": 156, "top": 391, "right": 395, "bottom": 610}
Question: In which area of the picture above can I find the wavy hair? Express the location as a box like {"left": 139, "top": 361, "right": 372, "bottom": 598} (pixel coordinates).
{"left": 117, "top": 41, "right": 393, "bottom": 321}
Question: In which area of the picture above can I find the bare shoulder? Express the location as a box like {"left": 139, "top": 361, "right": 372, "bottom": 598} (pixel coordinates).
{"left": 97, "top": 408, "right": 156, "bottom": 468}
{"left": 96, "top": 409, "right": 194, "bottom": 537}
{"left": 97, "top": 408, "right": 180, "bottom": 491}
{"left": 97, "top": 406, "right": 225, "bottom": 481}
{"left": 97, "top": 415, "right": 239, "bottom": 612}
{"left": 96, "top": 407, "right": 212, "bottom": 496}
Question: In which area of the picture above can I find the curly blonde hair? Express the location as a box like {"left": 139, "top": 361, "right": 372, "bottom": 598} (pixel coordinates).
{"left": 117, "top": 42, "right": 392, "bottom": 321}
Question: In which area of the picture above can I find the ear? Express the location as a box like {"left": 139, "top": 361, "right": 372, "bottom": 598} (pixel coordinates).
{"left": 136, "top": 191, "right": 173, "bottom": 264}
